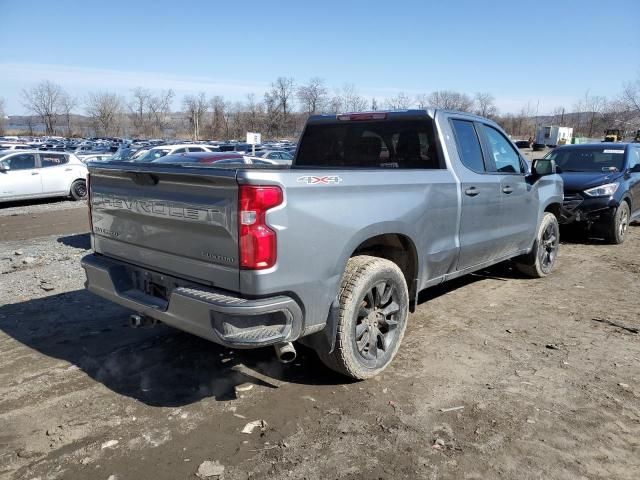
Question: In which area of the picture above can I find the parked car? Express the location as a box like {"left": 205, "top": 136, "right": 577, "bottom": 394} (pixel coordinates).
{"left": 514, "top": 140, "right": 531, "bottom": 149}
{"left": 78, "top": 154, "right": 113, "bottom": 163}
{"left": 82, "top": 109, "right": 562, "bottom": 379}
{"left": 151, "top": 152, "right": 246, "bottom": 165}
{"left": 548, "top": 143, "right": 640, "bottom": 243}
{"left": 133, "top": 144, "right": 216, "bottom": 162}
{"left": 0, "top": 143, "right": 32, "bottom": 151}
{"left": 256, "top": 150, "right": 294, "bottom": 161}
{"left": 0, "top": 150, "right": 88, "bottom": 202}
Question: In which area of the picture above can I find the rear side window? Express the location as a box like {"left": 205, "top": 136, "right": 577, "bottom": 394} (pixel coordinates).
{"left": 451, "top": 120, "right": 485, "bottom": 172}
{"left": 40, "top": 153, "right": 69, "bottom": 167}
{"left": 295, "top": 119, "right": 441, "bottom": 169}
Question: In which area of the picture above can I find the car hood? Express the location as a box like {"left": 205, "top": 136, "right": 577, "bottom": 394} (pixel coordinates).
{"left": 559, "top": 171, "right": 623, "bottom": 193}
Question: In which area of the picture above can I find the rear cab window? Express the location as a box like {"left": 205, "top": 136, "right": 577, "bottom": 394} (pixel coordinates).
{"left": 295, "top": 117, "right": 441, "bottom": 169}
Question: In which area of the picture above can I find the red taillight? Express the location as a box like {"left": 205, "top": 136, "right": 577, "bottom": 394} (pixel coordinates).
{"left": 337, "top": 112, "right": 387, "bottom": 121}
{"left": 239, "top": 185, "right": 283, "bottom": 269}
{"left": 87, "top": 173, "right": 93, "bottom": 232}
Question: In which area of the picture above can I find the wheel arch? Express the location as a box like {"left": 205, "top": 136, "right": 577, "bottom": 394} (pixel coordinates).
{"left": 349, "top": 232, "right": 419, "bottom": 312}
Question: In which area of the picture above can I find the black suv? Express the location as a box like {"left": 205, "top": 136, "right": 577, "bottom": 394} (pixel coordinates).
{"left": 544, "top": 143, "right": 640, "bottom": 244}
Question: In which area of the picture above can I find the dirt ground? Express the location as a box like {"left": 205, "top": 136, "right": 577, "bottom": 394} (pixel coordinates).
{"left": 1, "top": 189, "right": 640, "bottom": 479}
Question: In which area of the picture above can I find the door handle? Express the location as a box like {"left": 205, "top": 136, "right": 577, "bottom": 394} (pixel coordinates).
{"left": 31, "top": 172, "right": 39, "bottom": 175}
{"left": 464, "top": 187, "right": 479, "bottom": 197}
{"left": 502, "top": 186, "right": 513, "bottom": 194}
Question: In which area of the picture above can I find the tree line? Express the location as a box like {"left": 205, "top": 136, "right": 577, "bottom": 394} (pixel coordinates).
{"left": 3, "top": 74, "right": 640, "bottom": 140}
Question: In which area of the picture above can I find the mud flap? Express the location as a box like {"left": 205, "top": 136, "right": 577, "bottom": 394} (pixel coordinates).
{"left": 298, "top": 299, "right": 340, "bottom": 355}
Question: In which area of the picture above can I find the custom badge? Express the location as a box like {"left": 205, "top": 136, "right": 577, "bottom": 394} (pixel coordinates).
{"left": 297, "top": 175, "right": 343, "bottom": 185}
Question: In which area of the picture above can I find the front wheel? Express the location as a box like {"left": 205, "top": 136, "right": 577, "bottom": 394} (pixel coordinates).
{"left": 514, "top": 212, "right": 560, "bottom": 278}
{"left": 604, "top": 202, "right": 629, "bottom": 245}
{"left": 70, "top": 179, "right": 87, "bottom": 200}
{"left": 318, "top": 255, "right": 409, "bottom": 379}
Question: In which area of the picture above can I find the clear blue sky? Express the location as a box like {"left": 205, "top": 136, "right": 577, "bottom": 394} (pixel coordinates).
{"left": 1, "top": 0, "right": 638, "bottom": 115}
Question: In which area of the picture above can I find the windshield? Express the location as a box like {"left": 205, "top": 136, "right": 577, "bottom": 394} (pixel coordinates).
{"left": 546, "top": 147, "right": 626, "bottom": 172}
{"left": 135, "top": 149, "right": 171, "bottom": 162}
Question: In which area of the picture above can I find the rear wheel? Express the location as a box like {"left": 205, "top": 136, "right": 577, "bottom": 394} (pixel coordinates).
{"left": 318, "top": 255, "right": 409, "bottom": 379}
{"left": 604, "top": 202, "right": 629, "bottom": 245}
{"left": 70, "top": 179, "right": 87, "bottom": 200}
{"left": 514, "top": 212, "right": 559, "bottom": 278}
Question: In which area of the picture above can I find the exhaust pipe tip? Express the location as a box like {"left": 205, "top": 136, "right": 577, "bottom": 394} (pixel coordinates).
{"left": 129, "top": 313, "right": 143, "bottom": 328}
{"left": 129, "top": 313, "right": 157, "bottom": 328}
{"left": 274, "top": 342, "right": 296, "bottom": 364}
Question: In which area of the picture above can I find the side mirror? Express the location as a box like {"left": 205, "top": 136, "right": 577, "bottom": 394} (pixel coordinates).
{"left": 531, "top": 158, "right": 556, "bottom": 176}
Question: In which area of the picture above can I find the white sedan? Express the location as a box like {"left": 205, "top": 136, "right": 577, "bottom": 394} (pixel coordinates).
{"left": 0, "top": 150, "right": 88, "bottom": 203}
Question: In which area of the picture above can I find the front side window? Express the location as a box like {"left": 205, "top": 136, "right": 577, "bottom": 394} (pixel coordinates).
{"left": 296, "top": 119, "right": 440, "bottom": 169}
{"left": 481, "top": 125, "right": 522, "bottom": 173}
{"left": 629, "top": 148, "right": 640, "bottom": 169}
{"left": 451, "top": 119, "right": 485, "bottom": 172}
{"left": 4, "top": 153, "right": 36, "bottom": 170}
{"left": 40, "top": 153, "right": 69, "bottom": 167}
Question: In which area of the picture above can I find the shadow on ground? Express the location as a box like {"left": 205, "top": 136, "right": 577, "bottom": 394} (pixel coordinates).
{"left": 57, "top": 232, "right": 91, "bottom": 249}
{"left": 0, "top": 196, "right": 72, "bottom": 210}
{"left": 0, "top": 289, "right": 348, "bottom": 408}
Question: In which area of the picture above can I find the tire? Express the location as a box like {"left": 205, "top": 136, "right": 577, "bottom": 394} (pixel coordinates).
{"left": 318, "top": 255, "right": 409, "bottom": 379}
{"left": 514, "top": 212, "right": 560, "bottom": 278}
{"left": 70, "top": 179, "right": 87, "bottom": 200}
{"left": 604, "top": 202, "right": 630, "bottom": 245}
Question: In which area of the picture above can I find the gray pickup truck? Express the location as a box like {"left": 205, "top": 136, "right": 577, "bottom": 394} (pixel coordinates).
{"left": 82, "top": 110, "right": 562, "bottom": 379}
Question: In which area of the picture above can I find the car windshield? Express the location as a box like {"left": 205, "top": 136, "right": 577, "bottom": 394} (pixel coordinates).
{"left": 135, "top": 149, "right": 171, "bottom": 162}
{"left": 546, "top": 147, "right": 626, "bottom": 172}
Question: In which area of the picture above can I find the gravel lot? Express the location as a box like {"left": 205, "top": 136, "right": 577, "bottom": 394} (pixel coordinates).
{"left": 2, "top": 164, "right": 639, "bottom": 480}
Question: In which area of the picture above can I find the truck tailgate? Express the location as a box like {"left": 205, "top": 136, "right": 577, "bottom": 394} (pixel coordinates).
{"left": 88, "top": 164, "right": 240, "bottom": 291}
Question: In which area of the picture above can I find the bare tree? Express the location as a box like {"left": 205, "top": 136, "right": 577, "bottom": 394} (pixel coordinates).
{"left": 208, "top": 96, "right": 229, "bottom": 139}
{"left": 21, "top": 80, "right": 65, "bottom": 135}
{"left": 297, "top": 77, "right": 328, "bottom": 116}
{"left": 385, "top": 92, "right": 413, "bottom": 110}
{"left": 129, "top": 87, "right": 152, "bottom": 137}
{"left": 339, "top": 84, "right": 367, "bottom": 112}
{"left": 428, "top": 90, "right": 474, "bottom": 112}
{"left": 574, "top": 91, "right": 607, "bottom": 137}
{"left": 86, "top": 92, "right": 125, "bottom": 137}
{"left": 148, "top": 89, "right": 174, "bottom": 137}
{"left": 0, "top": 97, "right": 6, "bottom": 136}
{"left": 267, "top": 77, "right": 295, "bottom": 136}
{"left": 474, "top": 92, "right": 498, "bottom": 118}
{"left": 245, "top": 93, "right": 264, "bottom": 133}
{"left": 24, "top": 115, "right": 35, "bottom": 136}
{"left": 370, "top": 98, "right": 378, "bottom": 111}
{"left": 182, "top": 93, "right": 207, "bottom": 140}
{"left": 415, "top": 94, "right": 429, "bottom": 109}
{"left": 621, "top": 75, "right": 640, "bottom": 114}
{"left": 59, "top": 93, "right": 77, "bottom": 137}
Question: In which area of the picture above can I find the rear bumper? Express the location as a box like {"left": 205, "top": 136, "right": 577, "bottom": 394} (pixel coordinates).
{"left": 81, "top": 254, "right": 304, "bottom": 348}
